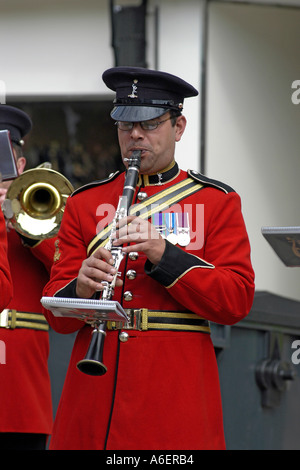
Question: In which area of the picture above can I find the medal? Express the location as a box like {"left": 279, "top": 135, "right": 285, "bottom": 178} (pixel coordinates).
{"left": 152, "top": 212, "right": 166, "bottom": 238}
{"left": 177, "top": 213, "right": 190, "bottom": 246}
{"left": 152, "top": 212, "right": 189, "bottom": 245}
{"left": 165, "top": 213, "right": 178, "bottom": 245}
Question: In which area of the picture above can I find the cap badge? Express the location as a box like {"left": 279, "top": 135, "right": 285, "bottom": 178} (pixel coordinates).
{"left": 128, "top": 79, "right": 138, "bottom": 99}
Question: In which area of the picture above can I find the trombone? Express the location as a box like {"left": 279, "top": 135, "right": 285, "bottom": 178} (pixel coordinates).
{"left": 2, "top": 165, "right": 74, "bottom": 240}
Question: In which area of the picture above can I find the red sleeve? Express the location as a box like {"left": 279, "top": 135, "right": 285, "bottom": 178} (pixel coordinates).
{"left": 29, "top": 237, "right": 57, "bottom": 273}
{"left": 0, "top": 212, "right": 13, "bottom": 311}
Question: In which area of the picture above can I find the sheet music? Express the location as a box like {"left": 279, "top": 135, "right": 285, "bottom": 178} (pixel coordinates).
{"left": 41, "top": 296, "right": 129, "bottom": 322}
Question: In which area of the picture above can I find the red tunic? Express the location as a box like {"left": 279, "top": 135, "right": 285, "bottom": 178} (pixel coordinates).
{"left": 0, "top": 212, "right": 12, "bottom": 310}
{"left": 43, "top": 166, "right": 255, "bottom": 450}
{"left": 0, "top": 230, "right": 54, "bottom": 434}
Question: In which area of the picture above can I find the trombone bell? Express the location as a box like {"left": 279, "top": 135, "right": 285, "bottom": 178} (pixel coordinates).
{"left": 5, "top": 167, "right": 74, "bottom": 240}
{"left": 22, "top": 182, "right": 61, "bottom": 219}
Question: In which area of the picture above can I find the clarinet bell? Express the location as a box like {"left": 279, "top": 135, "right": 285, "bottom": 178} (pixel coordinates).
{"left": 76, "top": 325, "right": 107, "bottom": 376}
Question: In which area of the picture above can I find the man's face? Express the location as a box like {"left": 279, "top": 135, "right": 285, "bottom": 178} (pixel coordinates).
{"left": 117, "top": 112, "right": 186, "bottom": 175}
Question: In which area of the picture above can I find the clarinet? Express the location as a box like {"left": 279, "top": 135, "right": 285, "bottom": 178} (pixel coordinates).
{"left": 77, "top": 150, "right": 141, "bottom": 376}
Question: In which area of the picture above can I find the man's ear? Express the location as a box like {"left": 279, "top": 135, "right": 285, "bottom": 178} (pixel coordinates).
{"left": 16, "top": 156, "right": 26, "bottom": 175}
{"left": 175, "top": 115, "right": 187, "bottom": 142}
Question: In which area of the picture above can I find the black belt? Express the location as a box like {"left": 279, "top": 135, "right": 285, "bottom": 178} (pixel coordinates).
{"left": 107, "top": 309, "right": 210, "bottom": 333}
{"left": 0, "top": 309, "right": 49, "bottom": 331}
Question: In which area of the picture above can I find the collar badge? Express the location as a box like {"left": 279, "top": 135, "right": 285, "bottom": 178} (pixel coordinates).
{"left": 53, "top": 239, "right": 62, "bottom": 262}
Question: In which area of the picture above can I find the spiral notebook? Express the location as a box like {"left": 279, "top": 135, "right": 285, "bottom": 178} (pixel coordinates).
{"left": 41, "top": 296, "right": 129, "bottom": 323}
{"left": 261, "top": 226, "right": 300, "bottom": 267}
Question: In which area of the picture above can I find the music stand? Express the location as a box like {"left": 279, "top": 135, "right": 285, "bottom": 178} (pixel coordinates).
{"left": 261, "top": 226, "right": 300, "bottom": 267}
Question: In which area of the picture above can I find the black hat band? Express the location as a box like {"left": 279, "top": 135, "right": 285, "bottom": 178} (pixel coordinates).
{"left": 113, "top": 98, "right": 183, "bottom": 110}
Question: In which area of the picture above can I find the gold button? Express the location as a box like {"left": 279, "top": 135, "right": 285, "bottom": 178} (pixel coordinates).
{"left": 137, "top": 192, "right": 148, "bottom": 201}
{"left": 123, "top": 291, "right": 133, "bottom": 301}
{"left": 119, "top": 331, "right": 129, "bottom": 342}
{"left": 129, "top": 252, "right": 139, "bottom": 261}
{"left": 126, "top": 269, "right": 137, "bottom": 280}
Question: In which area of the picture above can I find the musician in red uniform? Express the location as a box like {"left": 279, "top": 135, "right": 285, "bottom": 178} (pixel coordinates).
{"left": 0, "top": 106, "right": 54, "bottom": 450}
{"left": 43, "top": 67, "right": 255, "bottom": 450}
{"left": 0, "top": 210, "right": 12, "bottom": 311}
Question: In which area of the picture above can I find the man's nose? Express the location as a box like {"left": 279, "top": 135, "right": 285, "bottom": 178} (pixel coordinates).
{"left": 129, "top": 123, "right": 145, "bottom": 138}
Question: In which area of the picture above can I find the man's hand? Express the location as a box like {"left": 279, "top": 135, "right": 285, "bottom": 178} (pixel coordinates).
{"left": 112, "top": 215, "right": 166, "bottom": 265}
{"left": 76, "top": 246, "right": 123, "bottom": 298}
{"left": 0, "top": 188, "right": 7, "bottom": 205}
{"left": 76, "top": 216, "right": 166, "bottom": 298}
